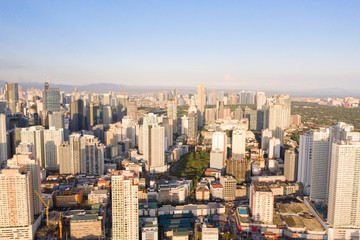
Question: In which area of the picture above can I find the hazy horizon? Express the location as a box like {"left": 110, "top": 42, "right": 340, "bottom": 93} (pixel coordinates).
{"left": 1, "top": 1, "right": 359, "bottom": 89}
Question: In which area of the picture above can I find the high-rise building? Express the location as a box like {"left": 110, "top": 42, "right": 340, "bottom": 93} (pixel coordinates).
{"left": 205, "top": 108, "right": 216, "bottom": 124}
{"left": 44, "top": 127, "right": 64, "bottom": 170}
{"left": 0, "top": 167, "right": 33, "bottom": 239}
{"left": 234, "top": 107, "right": 243, "bottom": 120}
{"left": 297, "top": 129, "right": 330, "bottom": 199}
{"left": 327, "top": 141, "right": 360, "bottom": 240}
{"left": 210, "top": 149, "right": 224, "bottom": 170}
{"left": 89, "top": 103, "right": 100, "bottom": 127}
{"left": 112, "top": 170, "right": 139, "bottom": 240}
{"left": 187, "top": 111, "right": 198, "bottom": 140}
{"left": 20, "top": 126, "right": 45, "bottom": 167}
{"left": 149, "top": 125, "right": 165, "bottom": 172}
{"left": 142, "top": 113, "right": 159, "bottom": 166}
{"left": 197, "top": 84, "right": 206, "bottom": 127}
{"left": 284, "top": 149, "right": 298, "bottom": 182}
{"left": 220, "top": 175, "right": 236, "bottom": 201}
{"left": 0, "top": 114, "right": 7, "bottom": 166}
{"left": 226, "top": 158, "right": 250, "bottom": 183}
{"left": 44, "top": 82, "right": 61, "bottom": 112}
{"left": 48, "top": 111, "right": 65, "bottom": 130}
{"left": 216, "top": 101, "right": 225, "bottom": 120}
{"left": 181, "top": 115, "right": 189, "bottom": 136}
{"left": 5, "top": 82, "right": 19, "bottom": 114}
{"left": 126, "top": 101, "right": 138, "bottom": 120}
{"left": 256, "top": 92, "right": 266, "bottom": 110}
{"left": 162, "top": 117, "right": 173, "bottom": 150}
{"left": 244, "top": 107, "right": 257, "bottom": 130}
{"left": 7, "top": 153, "right": 42, "bottom": 216}
{"left": 102, "top": 105, "right": 112, "bottom": 125}
{"left": 70, "top": 99, "right": 84, "bottom": 131}
{"left": 232, "top": 129, "right": 246, "bottom": 159}
{"left": 212, "top": 131, "right": 227, "bottom": 163}
{"left": 80, "top": 135, "right": 104, "bottom": 175}
{"left": 250, "top": 181, "right": 274, "bottom": 224}
{"left": 167, "top": 98, "right": 177, "bottom": 120}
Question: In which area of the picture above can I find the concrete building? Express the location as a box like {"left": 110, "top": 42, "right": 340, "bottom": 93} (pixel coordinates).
{"left": 70, "top": 214, "right": 103, "bottom": 239}
{"left": 0, "top": 114, "right": 7, "bottom": 166}
{"left": 327, "top": 141, "right": 360, "bottom": 240}
{"left": 220, "top": 175, "right": 236, "bottom": 201}
{"left": 226, "top": 158, "right": 250, "bottom": 183}
{"left": 112, "top": 171, "right": 139, "bottom": 240}
{"left": 0, "top": 167, "right": 33, "bottom": 239}
{"left": 44, "top": 127, "right": 64, "bottom": 170}
{"left": 250, "top": 181, "right": 274, "bottom": 224}
{"left": 44, "top": 83, "right": 60, "bottom": 112}
{"left": 256, "top": 91, "right": 266, "bottom": 110}
{"left": 232, "top": 129, "right": 246, "bottom": 159}
{"left": 205, "top": 108, "right": 216, "bottom": 124}
{"left": 212, "top": 131, "right": 227, "bottom": 164}
{"left": 210, "top": 149, "right": 224, "bottom": 170}
{"left": 141, "top": 217, "right": 158, "bottom": 240}
{"left": 202, "top": 227, "right": 219, "bottom": 240}
{"left": 5, "top": 82, "right": 19, "bottom": 114}
{"left": 20, "top": 126, "right": 45, "bottom": 167}
{"left": 127, "top": 101, "right": 138, "bottom": 120}
{"left": 197, "top": 84, "right": 206, "bottom": 127}
{"left": 284, "top": 149, "right": 298, "bottom": 182}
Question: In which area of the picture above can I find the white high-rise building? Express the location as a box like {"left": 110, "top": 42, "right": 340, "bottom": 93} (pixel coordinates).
{"left": 210, "top": 149, "right": 224, "bottom": 170}
{"left": 261, "top": 129, "right": 273, "bottom": 150}
{"left": 297, "top": 129, "right": 330, "bottom": 200}
{"left": 197, "top": 84, "right": 206, "bottom": 127}
{"left": 0, "top": 167, "right": 33, "bottom": 239}
{"left": 149, "top": 125, "right": 165, "bottom": 172}
{"left": 232, "top": 129, "right": 246, "bottom": 159}
{"left": 20, "top": 126, "right": 45, "bottom": 166}
{"left": 268, "top": 137, "right": 281, "bottom": 159}
{"left": 142, "top": 113, "right": 159, "bottom": 166}
{"left": 112, "top": 171, "right": 139, "bottom": 240}
{"left": 44, "top": 127, "right": 64, "bottom": 170}
{"left": 250, "top": 181, "right": 274, "bottom": 224}
{"left": 328, "top": 141, "right": 360, "bottom": 240}
{"left": 256, "top": 91, "right": 266, "bottom": 110}
{"left": 0, "top": 114, "right": 7, "bottom": 166}
{"left": 212, "top": 131, "right": 227, "bottom": 163}
{"left": 80, "top": 135, "right": 104, "bottom": 175}
{"left": 181, "top": 115, "right": 189, "bottom": 136}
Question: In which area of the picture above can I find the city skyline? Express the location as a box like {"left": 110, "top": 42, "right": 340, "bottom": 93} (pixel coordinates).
{"left": 1, "top": 1, "right": 359, "bottom": 89}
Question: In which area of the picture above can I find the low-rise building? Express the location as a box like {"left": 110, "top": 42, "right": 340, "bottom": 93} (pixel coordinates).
{"left": 70, "top": 214, "right": 103, "bottom": 239}
{"left": 87, "top": 189, "right": 109, "bottom": 205}
{"left": 196, "top": 184, "right": 210, "bottom": 201}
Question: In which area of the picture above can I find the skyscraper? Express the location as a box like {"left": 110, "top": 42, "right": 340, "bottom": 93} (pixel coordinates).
{"left": 5, "top": 82, "right": 19, "bottom": 114}
{"left": 44, "top": 127, "right": 64, "bottom": 170}
{"left": 127, "top": 101, "right": 138, "bottom": 120}
{"left": 250, "top": 181, "right": 274, "bottom": 224}
{"left": 284, "top": 149, "right": 298, "bottom": 182}
{"left": 197, "top": 84, "right": 206, "bottom": 127}
{"left": 112, "top": 171, "right": 139, "bottom": 240}
{"left": 212, "top": 131, "right": 227, "bottom": 164}
{"left": 232, "top": 129, "right": 246, "bottom": 159}
{"left": 0, "top": 167, "right": 33, "bottom": 239}
{"left": 0, "top": 114, "right": 7, "bottom": 166}
{"left": 256, "top": 91, "right": 266, "bottom": 110}
{"left": 44, "top": 82, "right": 61, "bottom": 112}
{"left": 216, "top": 100, "right": 225, "bottom": 120}
{"left": 149, "top": 125, "right": 165, "bottom": 172}
{"left": 167, "top": 98, "right": 177, "bottom": 120}
{"left": 70, "top": 99, "right": 84, "bottom": 131}
{"left": 162, "top": 117, "right": 173, "bottom": 150}
{"left": 327, "top": 141, "right": 360, "bottom": 240}
{"left": 20, "top": 126, "right": 45, "bottom": 167}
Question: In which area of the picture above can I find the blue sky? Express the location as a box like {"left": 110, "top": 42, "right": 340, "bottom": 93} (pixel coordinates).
{"left": 0, "top": 0, "right": 359, "bottom": 90}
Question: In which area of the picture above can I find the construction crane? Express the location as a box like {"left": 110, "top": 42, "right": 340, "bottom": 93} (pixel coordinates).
{"left": 35, "top": 190, "right": 50, "bottom": 227}
{"left": 59, "top": 208, "right": 71, "bottom": 239}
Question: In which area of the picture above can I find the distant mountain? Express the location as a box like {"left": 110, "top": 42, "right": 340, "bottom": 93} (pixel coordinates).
{"left": 0, "top": 80, "right": 359, "bottom": 98}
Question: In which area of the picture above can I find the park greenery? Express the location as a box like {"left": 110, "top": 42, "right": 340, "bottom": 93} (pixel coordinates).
{"left": 170, "top": 151, "right": 210, "bottom": 185}
{"left": 292, "top": 102, "right": 360, "bottom": 130}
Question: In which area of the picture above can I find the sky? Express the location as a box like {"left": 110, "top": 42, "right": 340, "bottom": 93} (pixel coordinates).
{"left": 0, "top": 0, "right": 359, "bottom": 90}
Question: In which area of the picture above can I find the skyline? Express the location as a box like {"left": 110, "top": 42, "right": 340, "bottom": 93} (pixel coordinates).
{"left": 1, "top": 1, "right": 360, "bottom": 89}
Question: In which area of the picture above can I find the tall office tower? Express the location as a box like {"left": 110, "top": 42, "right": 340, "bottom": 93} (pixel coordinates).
{"left": 7, "top": 153, "right": 42, "bottom": 216}
{"left": 0, "top": 114, "right": 7, "bottom": 166}
{"left": 20, "top": 126, "right": 45, "bottom": 166}
{"left": 297, "top": 129, "right": 330, "bottom": 199}
{"left": 5, "top": 82, "right": 19, "bottom": 114}
{"left": 327, "top": 141, "right": 360, "bottom": 240}
{"left": 229, "top": 94, "right": 238, "bottom": 105}
{"left": 0, "top": 167, "right": 33, "bottom": 239}
{"left": 61, "top": 133, "right": 81, "bottom": 174}
{"left": 127, "top": 101, "right": 138, "bottom": 120}
{"left": 220, "top": 175, "right": 237, "bottom": 201}
{"left": 276, "top": 95, "right": 291, "bottom": 128}
{"left": 162, "top": 117, "right": 173, "bottom": 150}
{"left": 180, "top": 115, "right": 189, "bottom": 136}
{"left": 70, "top": 99, "right": 84, "bottom": 131}
{"left": 256, "top": 91, "right": 266, "bottom": 110}
{"left": 167, "top": 98, "right": 177, "bottom": 120}
{"left": 232, "top": 129, "right": 246, "bottom": 159}
{"left": 143, "top": 113, "right": 159, "bottom": 166}
{"left": 226, "top": 158, "right": 250, "bottom": 183}
{"left": 244, "top": 107, "right": 257, "bottom": 130}
{"left": 80, "top": 135, "right": 104, "bottom": 175}
{"left": 102, "top": 105, "right": 112, "bottom": 125}
{"left": 205, "top": 108, "right": 216, "bottom": 124}
{"left": 239, "top": 90, "right": 246, "bottom": 104}
{"left": 44, "top": 82, "right": 61, "bottom": 112}
{"left": 284, "top": 149, "right": 298, "bottom": 182}
{"left": 210, "top": 149, "right": 224, "bottom": 170}
{"left": 234, "top": 107, "right": 243, "bottom": 120}
{"left": 188, "top": 111, "right": 198, "bottom": 140}
{"left": 216, "top": 101, "right": 225, "bottom": 120}
{"left": 250, "top": 181, "right": 274, "bottom": 224}
{"left": 89, "top": 103, "right": 100, "bottom": 127}
{"left": 112, "top": 171, "right": 139, "bottom": 240}
{"left": 256, "top": 109, "right": 265, "bottom": 131}
{"left": 44, "top": 127, "right": 64, "bottom": 170}
{"left": 197, "top": 84, "right": 206, "bottom": 127}
{"left": 58, "top": 142, "right": 71, "bottom": 174}
{"left": 209, "top": 88, "right": 217, "bottom": 105}
{"left": 212, "top": 131, "right": 227, "bottom": 164}
{"left": 48, "top": 111, "right": 65, "bottom": 130}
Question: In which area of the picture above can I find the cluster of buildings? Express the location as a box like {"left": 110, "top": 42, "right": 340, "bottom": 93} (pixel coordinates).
{"left": 0, "top": 82, "right": 359, "bottom": 239}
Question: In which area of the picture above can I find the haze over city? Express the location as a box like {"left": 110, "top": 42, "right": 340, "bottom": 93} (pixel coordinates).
{"left": 1, "top": 0, "right": 359, "bottom": 90}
